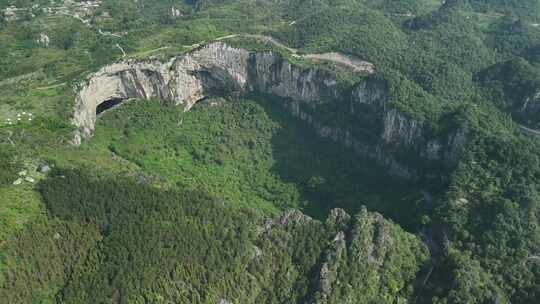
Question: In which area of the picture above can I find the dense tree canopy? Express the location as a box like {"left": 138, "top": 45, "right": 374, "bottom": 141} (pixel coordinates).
{"left": 1, "top": 0, "right": 539, "bottom": 303}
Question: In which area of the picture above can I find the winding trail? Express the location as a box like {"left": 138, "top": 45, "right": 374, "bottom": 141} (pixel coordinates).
{"left": 57, "top": 9, "right": 374, "bottom": 73}
{"left": 116, "top": 44, "right": 126, "bottom": 58}
{"left": 99, "top": 29, "right": 123, "bottom": 38}
{"left": 60, "top": 11, "right": 128, "bottom": 57}
{"left": 132, "top": 46, "right": 172, "bottom": 57}
{"left": 218, "top": 34, "right": 375, "bottom": 73}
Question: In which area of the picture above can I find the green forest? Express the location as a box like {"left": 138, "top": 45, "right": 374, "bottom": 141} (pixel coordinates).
{"left": 1, "top": 0, "right": 539, "bottom": 303}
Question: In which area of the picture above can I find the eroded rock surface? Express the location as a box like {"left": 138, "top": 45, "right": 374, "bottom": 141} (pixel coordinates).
{"left": 520, "top": 91, "right": 540, "bottom": 122}
{"left": 72, "top": 42, "right": 466, "bottom": 177}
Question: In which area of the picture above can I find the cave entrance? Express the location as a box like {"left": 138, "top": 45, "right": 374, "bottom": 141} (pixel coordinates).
{"left": 96, "top": 98, "right": 126, "bottom": 115}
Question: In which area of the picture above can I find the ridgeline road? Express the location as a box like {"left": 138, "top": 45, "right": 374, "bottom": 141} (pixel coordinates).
{"left": 216, "top": 34, "right": 376, "bottom": 73}
{"left": 146, "top": 33, "right": 375, "bottom": 73}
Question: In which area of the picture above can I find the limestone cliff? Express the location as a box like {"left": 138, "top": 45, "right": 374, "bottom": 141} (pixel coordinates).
{"left": 72, "top": 42, "right": 466, "bottom": 177}
{"left": 522, "top": 91, "right": 540, "bottom": 112}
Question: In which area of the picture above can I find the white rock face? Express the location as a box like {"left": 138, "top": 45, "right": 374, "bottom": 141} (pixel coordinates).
{"left": 382, "top": 108, "right": 422, "bottom": 146}
{"left": 72, "top": 42, "right": 467, "bottom": 178}
{"left": 37, "top": 33, "right": 50, "bottom": 48}
{"left": 170, "top": 7, "right": 182, "bottom": 18}
{"left": 73, "top": 43, "right": 251, "bottom": 138}
{"left": 249, "top": 52, "right": 339, "bottom": 101}
{"left": 521, "top": 91, "right": 540, "bottom": 115}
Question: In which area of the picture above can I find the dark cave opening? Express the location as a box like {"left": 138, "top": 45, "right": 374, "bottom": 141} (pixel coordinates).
{"left": 96, "top": 98, "right": 125, "bottom": 115}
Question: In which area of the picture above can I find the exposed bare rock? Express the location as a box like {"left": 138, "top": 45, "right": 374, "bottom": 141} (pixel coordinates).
{"left": 326, "top": 208, "right": 351, "bottom": 230}
{"left": 520, "top": 91, "right": 540, "bottom": 113}
{"left": 2, "top": 6, "right": 22, "bottom": 21}
{"left": 349, "top": 208, "right": 390, "bottom": 266}
{"left": 170, "top": 7, "right": 182, "bottom": 18}
{"left": 72, "top": 43, "right": 249, "bottom": 139}
{"left": 318, "top": 231, "right": 346, "bottom": 304}
{"left": 278, "top": 209, "right": 313, "bottom": 226}
{"left": 72, "top": 41, "right": 467, "bottom": 177}
{"left": 251, "top": 245, "right": 262, "bottom": 259}
{"left": 37, "top": 33, "right": 50, "bottom": 48}
{"left": 519, "top": 91, "right": 540, "bottom": 128}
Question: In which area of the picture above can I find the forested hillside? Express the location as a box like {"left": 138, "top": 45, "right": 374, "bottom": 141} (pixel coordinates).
{"left": 1, "top": 0, "right": 539, "bottom": 303}
{"left": 1, "top": 169, "right": 428, "bottom": 303}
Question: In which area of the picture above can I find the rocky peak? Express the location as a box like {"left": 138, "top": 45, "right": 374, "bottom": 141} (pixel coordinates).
{"left": 325, "top": 208, "right": 351, "bottom": 231}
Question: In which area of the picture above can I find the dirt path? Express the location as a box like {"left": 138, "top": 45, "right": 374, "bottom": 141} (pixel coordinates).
{"left": 57, "top": 11, "right": 374, "bottom": 73}
{"left": 180, "top": 33, "right": 374, "bottom": 73}
{"left": 61, "top": 11, "right": 128, "bottom": 57}
{"left": 303, "top": 53, "right": 375, "bottom": 73}
{"left": 34, "top": 82, "right": 66, "bottom": 90}
{"left": 214, "top": 34, "right": 238, "bottom": 41}
{"left": 233, "top": 34, "right": 375, "bottom": 73}
{"left": 519, "top": 125, "right": 540, "bottom": 137}
{"left": 99, "top": 29, "right": 122, "bottom": 38}
{"left": 472, "top": 12, "right": 505, "bottom": 18}
{"left": 241, "top": 34, "right": 297, "bottom": 53}
{"left": 116, "top": 44, "right": 126, "bottom": 57}
{"left": 135, "top": 46, "right": 172, "bottom": 56}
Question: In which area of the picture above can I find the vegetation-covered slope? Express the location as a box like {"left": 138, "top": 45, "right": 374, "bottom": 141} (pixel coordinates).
{"left": 1, "top": 169, "right": 428, "bottom": 303}
{"left": 1, "top": 0, "right": 539, "bottom": 303}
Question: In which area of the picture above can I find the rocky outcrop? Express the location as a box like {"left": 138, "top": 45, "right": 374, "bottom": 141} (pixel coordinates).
{"left": 520, "top": 91, "right": 540, "bottom": 115}
{"left": 298, "top": 207, "right": 428, "bottom": 303}
{"left": 37, "top": 33, "right": 50, "bottom": 48}
{"left": 512, "top": 90, "right": 540, "bottom": 133}
{"left": 318, "top": 231, "right": 346, "bottom": 304}
{"left": 72, "top": 41, "right": 467, "bottom": 177}
{"left": 72, "top": 43, "right": 250, "bottom": 144}
{"left": 170, "top": 6, "right": 182, "bottom": 18}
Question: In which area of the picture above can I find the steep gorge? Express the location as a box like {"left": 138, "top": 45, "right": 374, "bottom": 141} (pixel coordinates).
{"left": 72, "top": 42, "right": 467, "bottom": 178}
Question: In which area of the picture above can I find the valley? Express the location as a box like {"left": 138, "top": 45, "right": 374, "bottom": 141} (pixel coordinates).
{"left": 91, "top": 97, "right": 424, "bottom": 226}
{"left": 1, "top": 1, "right": 540, "bottom": 303}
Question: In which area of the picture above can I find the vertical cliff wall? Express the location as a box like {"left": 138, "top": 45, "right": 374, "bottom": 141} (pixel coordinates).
{"left": 72, "top": 42, "right": 466, "bottom": 177}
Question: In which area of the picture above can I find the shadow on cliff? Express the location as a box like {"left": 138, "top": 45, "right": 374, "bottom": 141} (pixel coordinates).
{"left": 249, "top": 93, "right": 427, "bottom": 230}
